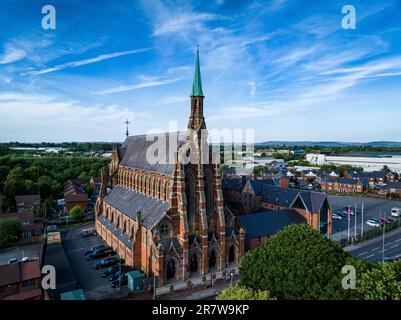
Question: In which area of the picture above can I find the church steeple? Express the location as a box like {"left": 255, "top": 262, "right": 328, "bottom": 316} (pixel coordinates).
{"left": 188, "top": 46, "right": 206, "bottom": 131}
{"left": 191, "top": 45, "right": 204, "bottom": 97}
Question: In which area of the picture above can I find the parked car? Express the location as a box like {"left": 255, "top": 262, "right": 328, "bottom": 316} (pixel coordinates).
{"left": 342, "top": 207, "right": 355, "bottom": 216}
{"left": 379, "top": 217, "right": 392, "bottom": 225}
{"left": 94, "top": 257, "right": 123, "bottom": 270}
{"left": 87, "top": 248, "right": 114, "bottom": 260}
{"left": 332, "top": 213, "right": 343, "bottom": 220}
{"left": 111, "top": 274, "right": 128, "bottom": 288}
{"left": 85, "top": 245, "right": 107, "bottom": 256}
{"left": 80, "top": 227, "right": 96, "bottom": 238}
{"left": 8, "top": 257, "right": 18, "bottom": 264}
{"left": 391, "top": 208, "right": 400, "bottom": 218}
{"left": 336, "top": 211, "right": 347, "bottom": 218}
{"left": 109, "top": 270, "right": 128, "bottom": 282}
{"left": 102, "top": 265, "right": 120, "bottom": 278}
{"left": 387, "top": 217, "right": 397, "bottom": 224}
{"left": 366, "top": 219, "right": 381, "bottom": 228}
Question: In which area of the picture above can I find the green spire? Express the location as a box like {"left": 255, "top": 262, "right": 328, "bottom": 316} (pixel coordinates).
{"left": 191, "top": 46, "right": 204, "bottom": 97}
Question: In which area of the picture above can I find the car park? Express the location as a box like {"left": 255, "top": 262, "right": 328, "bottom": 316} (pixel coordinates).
{"left": 366, "top": 219, "right": 381, "bottom": 228}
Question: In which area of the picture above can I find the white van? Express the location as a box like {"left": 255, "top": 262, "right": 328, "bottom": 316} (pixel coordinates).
{"left": 391, "top": 208, "right": 400, "bottom": 218}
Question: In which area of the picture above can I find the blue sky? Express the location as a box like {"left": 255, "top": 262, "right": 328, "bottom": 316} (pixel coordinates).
{"left": 0, "top": 0, "right": 401, "bottom": 142}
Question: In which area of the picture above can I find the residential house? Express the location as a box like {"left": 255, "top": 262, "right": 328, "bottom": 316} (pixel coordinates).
{"left": 387, "top": 182, "right": 401, "bottom": 197}
{"left": 63, "top": 179, "right": 88, "bottom": 213}
{"left": 385, "top": 172, "right": 399, "bottom": 183}
{"left": 321, "top": 178, "right": 366, "bottom": 194}
{"left": 15, "top": 195, "right": 40, "bottom": 214}
{"left": 0, "top": 211, "right": 43, "bottom": 243}
{"left": 0, "top": 260, "right": 43, "bottom": 300}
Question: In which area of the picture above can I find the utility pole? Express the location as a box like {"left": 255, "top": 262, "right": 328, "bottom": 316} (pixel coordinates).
{"left": 354, "top": 203, "right": 357, "bottom": 241}
{"left": 347, "top": 205, "right": 351, "bottom": 244}
{"left": 153, "top": 252, "right": 157, "bottom": 300}
{"left": 361, "top": 202, "right": 364, "bottom": 237}
{"left": 382, "top": 210, "right": 386, "bottom": 262}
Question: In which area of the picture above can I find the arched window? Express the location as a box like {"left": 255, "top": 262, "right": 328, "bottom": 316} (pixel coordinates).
{"left": 159, "top": 223, "right": 170, "bottom": 238}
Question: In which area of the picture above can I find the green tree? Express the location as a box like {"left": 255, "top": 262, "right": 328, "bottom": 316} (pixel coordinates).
{"left": 0, "top": 219, "right": 22, "bottom": 247}
{"left": 217, "top": 284, "right": 275, "bottom": 300}
{"left": 37, "top": 175, "right": 54, "bottom": 200}
{"left": 356, "top": 261, "right": 401, "bottom": 300}
{"left": 239, "top": 224, "right": 349, "bottom": 300}
{"left": 69, "top": 205, "right": 85, "bottom": 220}
{"left": 381, "top": 165, "right": 391, "bottom": 173}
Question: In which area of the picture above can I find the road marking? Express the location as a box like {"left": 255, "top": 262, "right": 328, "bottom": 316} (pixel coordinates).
{"left": 390, "top": 244, "right": 400, "bottom": 249}
{"left": 395, "top": 239, "right": 401, "bottom": 242}
{"left": 358, "top": 251, "right": 369, "bottom": 256}
{"left": 370, "top": 247, "right": 380, "bottom": 251}
{"left": 365, "top": 254, "right": 376, "bottom": 259}
{"left": 384, "top": 242, "right": 394, "bottom": 247}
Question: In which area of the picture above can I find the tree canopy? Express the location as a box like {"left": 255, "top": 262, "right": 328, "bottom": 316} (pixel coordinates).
{"left": 0, "top": 219, "right": 22, "bottom": 247}
{"left": 239, "top": 224, "right": 350, "bottom": 300}
{"left": 69, "top": 205, "right": 85, "bottom": 220}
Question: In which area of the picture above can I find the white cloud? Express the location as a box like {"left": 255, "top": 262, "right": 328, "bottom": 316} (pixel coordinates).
{"left": 95, "top": 77, "right": 186, "bottom": 94}
{"left": 0, "top": 92, "right": 151, "bottom": 142}
{"left": 0, "top": 43, "right": 26, "bottom": 64}
{"left": 29, "top": 48, "right": 150, "bottom": 75}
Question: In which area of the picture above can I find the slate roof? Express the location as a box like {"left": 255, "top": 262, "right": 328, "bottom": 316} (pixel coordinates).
{"left": 222, "top": 178, "right": 243, "bottom": 191}
{"left": 239, "top": 209, "right": 306, "bottom": 238}
{"left": 247, "top": 179, "right": 277, "bottom": 196}
{"left": 104, "top": 185, "right": 169, "bottom": 229}
{"left": 366, "top": 171, "right": 386, "bottom": 179}
{"left": 387, "top": 182, "right": 401, "bottom": 189}
{"left": 119, "top": 132, "right": 186, "bottom": 175}
{"left": 263, "top": 185, "right": 328, "bottom": 213}
{"left": 98, "top": 215, "right": 133, "bottom": 247}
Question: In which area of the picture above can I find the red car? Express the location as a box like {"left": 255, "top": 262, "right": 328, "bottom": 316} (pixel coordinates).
{"left": 379, "top": 217, "right": 392, "bottom": 225}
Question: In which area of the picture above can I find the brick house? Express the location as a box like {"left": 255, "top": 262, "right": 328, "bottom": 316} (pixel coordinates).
{"left": 15, "top": 195, "right": 40, "bottom": 214}
{"left": 387, "top": 182, "right": 401, "bottom": 197}
{"left": 385, "top": 172, "right": 399, "bottom": 183}
{"left": 261, "top": 185, "right": 332, "bottom": 237}
{"left": 300, "top": 170, "right": 317, "bottom": 181}
{"left": 0, "top": 260, "right": 43, "bottom": 300}
{"left": 63, "top": 179, "right": 88, "bottom": 213}
{"left": 0, "top": 211, "right": 43, "bottom": 243}
{"left": 366, "top": 171, "right": 386, "bottom": 186}
{"left": 321, "top": 178, "right": 366, "bottom": 193}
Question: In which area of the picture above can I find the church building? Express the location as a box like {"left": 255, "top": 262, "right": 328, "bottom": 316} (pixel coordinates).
{"left": 95, "top": 49, "right": 245, "bottom": 286}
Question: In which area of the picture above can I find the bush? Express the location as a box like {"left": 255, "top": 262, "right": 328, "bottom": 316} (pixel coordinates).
{"left": 217, "top": 284, "right": 275, "bottom": 300}
{"left": 69, "top": 205, "right": 85, "bottom": 221}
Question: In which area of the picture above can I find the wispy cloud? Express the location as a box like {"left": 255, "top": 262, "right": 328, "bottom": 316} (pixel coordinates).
{"left": 0, "top": 43, "right": 26, "bottom": 64}
{"left": 28, "top": 48, "right": 150, "bottom": 75}
{"left": 95, "top": 77, "right": 185, "bottom": 94}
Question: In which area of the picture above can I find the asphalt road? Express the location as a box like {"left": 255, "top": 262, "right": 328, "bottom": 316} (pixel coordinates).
{"left": 328, "top": 195, "right": 401, "bottom": 240}
{"left": 63, "top": 223, "right": 129, "bottom": 300}
{"left": 347, "top": 229, "right": 401, "bottom": 263}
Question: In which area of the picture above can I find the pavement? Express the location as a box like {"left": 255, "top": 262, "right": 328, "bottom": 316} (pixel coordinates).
{"left": 345, "top": 227, "right": 401, "bottom": 263}
{"left": 62, "top": 222, "right": 129, "bottom": 300}
{"left": 328, "top": 195, "right": 401, "bottom": 241}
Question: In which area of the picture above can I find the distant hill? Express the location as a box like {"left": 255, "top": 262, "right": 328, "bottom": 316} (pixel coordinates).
{"left": 257, "top": 141, "right": 401, "bottom": 147}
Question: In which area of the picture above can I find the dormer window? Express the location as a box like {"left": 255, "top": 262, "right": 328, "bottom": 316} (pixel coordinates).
{"left": 159, "top": 223, "right": 169, "bottom": 238}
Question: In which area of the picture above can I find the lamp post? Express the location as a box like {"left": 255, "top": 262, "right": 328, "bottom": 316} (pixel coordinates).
{"left": 153, "top": 252, "right": 157, "bottom": 300}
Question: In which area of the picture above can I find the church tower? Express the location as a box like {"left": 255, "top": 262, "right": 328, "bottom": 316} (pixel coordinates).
{"left": 187, "top": 46, "right": 206, "bottom": 132}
